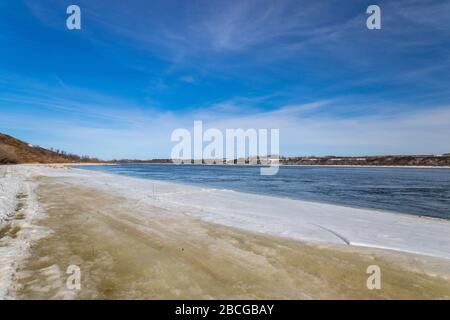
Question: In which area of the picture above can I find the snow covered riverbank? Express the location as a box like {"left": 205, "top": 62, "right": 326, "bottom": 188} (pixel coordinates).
{"left": 17, "top": 164, "right": 450, "bottom": 260}
{"left": 0, "top": 166, "right": 21, "bottom": 224}
{"left": 2, "top": 164, "right": 450, "bottom": 299}
{"left": 0, "top": 166, "right": 43, "bottom": 299}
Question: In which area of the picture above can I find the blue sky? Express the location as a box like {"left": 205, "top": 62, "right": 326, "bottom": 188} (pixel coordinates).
{"left": 1, "top": 0, "right": 450, "bottom": 159}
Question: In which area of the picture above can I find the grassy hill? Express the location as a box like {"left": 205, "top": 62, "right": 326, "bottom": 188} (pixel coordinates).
{"left": 0, "top": 133, "right": 99, "bottom": 164}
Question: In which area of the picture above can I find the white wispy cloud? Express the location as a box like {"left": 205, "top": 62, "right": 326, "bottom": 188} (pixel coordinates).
{"left": 2, "top": 78, "right": 450, "bottom": 158}
{"left": 22, "top": 0, "right": 450, "bottom": 89}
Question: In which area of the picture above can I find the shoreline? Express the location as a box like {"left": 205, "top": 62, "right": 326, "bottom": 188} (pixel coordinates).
{"left": 22, "top": 165, "right": 450, "bottom": 260}
{"left": 1, "top": 165, "right": 450, "bottom": 299}
{"left": 4, "top": 162, "right": 448, "bottom": 169}
{"left": 73, "top": 163, "right": 450, "bottom": 169}
{"left": 75, "top": 165, "right": 450, "bottom": 224}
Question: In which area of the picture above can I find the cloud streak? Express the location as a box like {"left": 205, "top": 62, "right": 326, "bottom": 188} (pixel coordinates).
{"left": 2, "top": 78, "right": 450, "bottom": 158}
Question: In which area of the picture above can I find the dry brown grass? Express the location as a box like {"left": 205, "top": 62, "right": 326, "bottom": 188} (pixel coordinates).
{"left": 0, "top": 133, "right": 97, "bottom": 164}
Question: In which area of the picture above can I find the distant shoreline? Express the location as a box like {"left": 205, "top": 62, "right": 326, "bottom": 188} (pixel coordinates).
{"left": 3, "top": 162, "right": 450, "bottom": 169}
{"left": 3, "top": 132, "right": 450, "bottom": 167}
{"left": 68, "top": 162, "right": 450, "bottom": 169}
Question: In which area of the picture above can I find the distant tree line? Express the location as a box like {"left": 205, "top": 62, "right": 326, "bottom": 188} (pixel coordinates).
{"left": 49, "top": 147, "right": 100, "bottom": 162}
